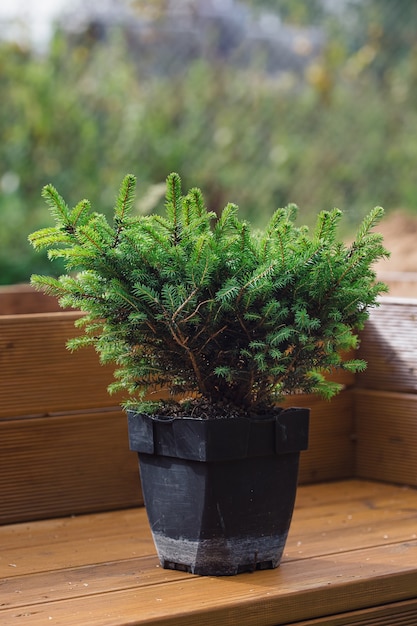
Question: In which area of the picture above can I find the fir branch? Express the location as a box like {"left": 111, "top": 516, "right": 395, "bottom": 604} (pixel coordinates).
{"left": 115, "top": 174, "right": 136, "bottom": 222}
{"left": 113, "top": 174, "right": 136, "bottom": 246}
{"left": 188, "top": 186, "right": 206, "bottom": 218}
{"left": 165, "top": 172, "right": 182, "bottom": 244}
{"left": 77, "top": 226, "right": 109, "bottom": 253}
{"left": 70, "top": 199, "right": 91, "bottom": 230}
{"left": 314, "top": 208, "right": 342, "bottom": 242}
{"left": 29, "top": 171, "right": 390, "bottom": 412}
{"left": 41, "top": 184, "right": 71, "bottom": 225}
{"left": 28, "top": 227, "right": 72, "bottom": 250}
{"left": 171, "top": 287, "right": 199, "bottom": 322}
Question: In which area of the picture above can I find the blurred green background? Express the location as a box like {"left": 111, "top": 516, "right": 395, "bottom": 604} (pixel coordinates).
{"left": 1, "top": 0, "right": 416, "bottom": 284}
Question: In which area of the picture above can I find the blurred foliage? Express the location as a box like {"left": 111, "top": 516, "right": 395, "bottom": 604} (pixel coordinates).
{"left": 1, "top": 0, "right": 416, "bottom": 284}
{"left": 241, "top": 0, "right": 328, "bottom": 25}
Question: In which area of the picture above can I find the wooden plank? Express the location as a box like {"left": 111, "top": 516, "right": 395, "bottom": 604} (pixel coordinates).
{"left": 356, "top": 298, "right": 417, "bottom": 394}
{"left": 0, "top": 556, "right": 187, "bottom": 610}
{"left": 2, "top": 480, "right": 417, "bottom": 577}
{"left": 355, "top": 389, "right": 417, "bottom": 487}
{"left": 0, "top": 516, "right": 417, "bottom": 626}
{"left": 283, "top": 391, "right": 355, "bottom": 484}
{"left": 0, "top": 510, "right": 155, "bottom": 576}
{"left": 0, "top": 410, "right": 143, "bottom": 524}
{"left": 288, "top": 598, "right": 417, "bottom": 625}
{"left": 1, "top": 481, "right": 417, "bottom": 626}
{"left": 1, "top": 546, "right": 416, "bottom": 626}
{"left": 0, "top": 284, "right": 62, "bottom": 314}
{"left": 0, "top": 312, "right": 126, "bottom": 418}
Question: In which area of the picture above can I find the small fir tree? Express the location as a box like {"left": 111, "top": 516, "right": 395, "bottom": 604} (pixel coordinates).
{"left": 29, "top": 172, "right": 388, "bottom": 417}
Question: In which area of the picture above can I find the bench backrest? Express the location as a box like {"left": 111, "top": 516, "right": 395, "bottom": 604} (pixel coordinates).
{"left": 1, "top": 287, "right": 415, "bottom": 524}
{"left": 355, "top": 297, "right": 417, "bottom": 486}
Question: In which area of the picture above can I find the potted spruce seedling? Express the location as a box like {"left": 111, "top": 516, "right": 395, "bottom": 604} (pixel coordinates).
{"left": 29, "top": 172, "right": 388, "bottom": 576}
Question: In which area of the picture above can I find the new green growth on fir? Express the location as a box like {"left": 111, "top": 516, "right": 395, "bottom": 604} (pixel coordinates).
{"left": 29, "top": 172, "right": 388, "bottom": 416}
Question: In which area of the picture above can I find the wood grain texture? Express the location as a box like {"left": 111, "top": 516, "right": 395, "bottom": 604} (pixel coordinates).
{"left": 356, "top": 297, "right": 417, "bottom": 394}
{"left": 284, "top": 391, "right": 355, "bottom": 484}
{"left": 0, "top": 410, "right": 142, "bottom": 524}
{"left": 355, "top": 389, "right": 417, "bottom": 487}
{"left": 0, "top": 284, "right": 62, "bottom": 314}
{"left": 1, "top": 480, "right": 416, "bottom": 626}
{"left": 288, "top": 599, "right": 417, "bottom": 625}
{"left": 0, "top": 312, "right": 127, "bottom": 418}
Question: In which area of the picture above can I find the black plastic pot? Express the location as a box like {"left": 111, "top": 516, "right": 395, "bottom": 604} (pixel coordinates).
{"left": 127, "top": 407, "right": 309, "bottom": 576}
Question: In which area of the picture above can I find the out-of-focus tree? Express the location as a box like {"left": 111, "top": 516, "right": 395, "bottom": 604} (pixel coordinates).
{"left": 1, "top": 0, "right": 417, "bottom": 284}
{"left": 345, "top": 0, "right": 417, "bottom": 76}
{"left": 240, "top": 0, "right": 328, "bottom": 25}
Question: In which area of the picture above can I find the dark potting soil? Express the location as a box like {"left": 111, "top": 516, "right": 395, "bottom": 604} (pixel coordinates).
{"left": 149, "top": 397, "right": 282, "bottom": 420}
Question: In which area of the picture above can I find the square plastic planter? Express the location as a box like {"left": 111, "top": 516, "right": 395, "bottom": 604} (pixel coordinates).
{"left": 127, "top": 407, "right": 309, "bottom": 576}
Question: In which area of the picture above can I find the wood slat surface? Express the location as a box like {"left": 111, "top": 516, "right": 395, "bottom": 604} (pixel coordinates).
{"left": 0, "top": 410, "right": 142, "bottom": 524}
{"left": 289, "top": 599, "right": 417, "bottom": 625}
{"left": 0, "top": 284, "right": 62, "bottom": 315}
{"left": 355, "top": 389, "right": 417, "bottom": 487}
{"left": 283, "top": 391, "right": 355, "bottom": 484}
{"left": 0, "top": 312, "right": 125, "bottom": 418}
{"left": 357, "top": 297, "right": 417, "bottom": 394}
{"left": 1, "top": 480, "right": 416, "bottom": 626}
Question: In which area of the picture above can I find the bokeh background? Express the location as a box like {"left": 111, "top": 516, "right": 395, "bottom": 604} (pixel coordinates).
{"left": 1, "top": 0, "right": 416, "bottom": 284}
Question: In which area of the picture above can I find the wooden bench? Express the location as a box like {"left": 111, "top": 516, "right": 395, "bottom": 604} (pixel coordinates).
{"left": 1, "top": 287, "right": 417, "bottom": 625}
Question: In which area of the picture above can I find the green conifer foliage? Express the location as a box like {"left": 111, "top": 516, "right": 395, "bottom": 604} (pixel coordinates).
{"left": 29, "top": 173, "right": 389, "bottom": 415}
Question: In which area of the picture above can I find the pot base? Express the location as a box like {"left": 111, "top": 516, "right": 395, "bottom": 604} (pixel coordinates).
{"left": 154, "top": 532, "right": 286, "bottom": 576}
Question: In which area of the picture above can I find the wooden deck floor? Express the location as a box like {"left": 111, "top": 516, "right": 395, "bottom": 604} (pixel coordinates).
{"left": 1, "top": 480, "right": 417, "bottom": 626}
